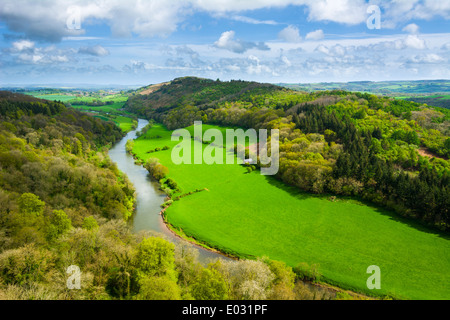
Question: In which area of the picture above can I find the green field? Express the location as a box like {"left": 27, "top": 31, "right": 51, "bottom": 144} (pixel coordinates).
{"left": 132, "top": 123, "right": 450, "bottom": 300}
{"left": 114, "top": 116, "right": 137, "bottom": 133}
{"left": 31, "top": 94, "right": 76, "bottom": 102}
{"left": 71, "top": 101, "right": 127, "bottom": 113}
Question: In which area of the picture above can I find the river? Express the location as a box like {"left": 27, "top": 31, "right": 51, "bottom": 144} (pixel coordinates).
{"left": 108, "top": 119, "right": 228, "bottom": 264}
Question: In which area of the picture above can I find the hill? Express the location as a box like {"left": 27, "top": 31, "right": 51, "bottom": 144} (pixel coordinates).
{"left": 125, "top": 77, "right": 286, "bottom": 128}
{"left": 279, "top": 80, "right": 450, "bottom": 109}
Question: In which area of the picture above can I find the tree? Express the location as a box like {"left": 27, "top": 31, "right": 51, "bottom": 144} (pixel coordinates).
{"left": 135, "top": 237, "right": 177, "bottom": 280}
{"left": 17, "top": 193, "right": 45, "bottom": 217}
{"left": 215, "top": 259, "right": 274, "bottom": 300}
{"left": 265, "top": 260, "right": 296, "bottom": 300}
{"left": 106, "top": 252, "right": 139, "bottom": 299}
{"left": 444, "top": 138, "right": 450, "bottom": 151}
{"left": 82, "top": 216, "right": 99, "bottom": 231}
{"left": 137, "top": 276, "right": 181, "bottom": 300}
{"left": 46, "top": 210, "right": 72, "bottom": 241}
{"left": 125, "top": 140, "right": 135, "bottom": 154}
{"left": 0, "top": 244, "right": 54, "bottom": 286}
{"left": 152, "top": 164, "right": 169, "bottom": 180}
{"left": 191, "top": 268, "right": 228, "bottom": 300}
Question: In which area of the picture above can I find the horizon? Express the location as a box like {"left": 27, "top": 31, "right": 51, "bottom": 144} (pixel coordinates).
{"left": 2, "top": 77, "right": 450, "bottom": 91}
{"left": 0, "top": 1, "right": 449, "bottom": 86}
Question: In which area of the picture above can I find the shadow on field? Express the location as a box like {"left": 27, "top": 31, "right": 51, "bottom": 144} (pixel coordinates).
{"left": 262, "top": 175, "right": 450, "bottom": 241}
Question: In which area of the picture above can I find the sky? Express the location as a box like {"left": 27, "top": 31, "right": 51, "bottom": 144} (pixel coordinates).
{"left": 0, "top": 0, "right": 449, "bottom": 86}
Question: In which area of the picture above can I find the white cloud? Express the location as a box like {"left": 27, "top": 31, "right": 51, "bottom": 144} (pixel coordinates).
{"left": 6, "top": 40, "right": 74, "bottom": 65}
{"left": 214, "top": 31, "right": 269, "bottom": 54}
{"left": 1, "top": 0, "right": 449, "bottom": 44}
{"left": 230, "top": 15, "right": 279, "bottom": 25}
{"left": 403, "top": 23, "right": 420, "bottom": 34}
{"left": 315, "top": 44, "right": 349, "bottom": 57}
{"left": 306, "top": 29, "right": 324, "bottom": 41}
{"left": 408, "top": 53, "right": 445, "bottom": 64}
{"left": 404, "top": 35, "right": 427, "bottom": 50}
{"left": 78, "top": 45, "right": 110, "bottom": 57}
{"left": 306, "top": 0, "right": 367, "bottom": 25}
{"left": 11, "top": 40, "right": 35, "bottom": 52}
{"left": 278, "top": 25, "right": 302, "bottom": 43}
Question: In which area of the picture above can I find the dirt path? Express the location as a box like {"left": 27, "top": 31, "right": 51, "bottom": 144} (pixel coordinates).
{"left": 418, "top": 147, "right": 447, "bottom": 160}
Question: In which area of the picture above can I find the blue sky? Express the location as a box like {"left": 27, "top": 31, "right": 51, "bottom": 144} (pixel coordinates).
{"left": 0, "top": 0, "right": 449, "bottom": 86}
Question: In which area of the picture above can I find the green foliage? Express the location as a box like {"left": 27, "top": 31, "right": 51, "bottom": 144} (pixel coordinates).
{"left": 135, "top": 237, "right": 176, "bottom": 280}
{"left": 137, "top": 276, "right": 181, "bottom": 300}
{"left": 191, "top": 268, "right": 228, "bottom": 300}
{"left": 445, "top": 138, "right": 450, "bottom": 151}
{"left": 0, "top": 245, "right": 55, "bottom": 286}
{"left": 165, "top": 178, "right": 178, "bottom": 190}
{"left": 46, "top": 210, "right": 72, "bottom": 242}
{"left": 144, "top": 158, "right": 169, "bottom": 180}
{"left": 82, "top": 216, "right": 99, "bottom": 231}
{"left": 125, "top": 140, "right": 135, "bottom": 154}
{"left": 293, "top": 263, "right": 322, "bottom": 283}
{"left": 17, "top": 193, "right": 45, "bottom": 217}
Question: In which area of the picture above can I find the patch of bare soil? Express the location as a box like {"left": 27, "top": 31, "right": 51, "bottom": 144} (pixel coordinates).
{"left": 418, "top": 148, "right": 448, "bottom": 160}
{"left": 139, "top": 82, "right": 171, "bottom": 95}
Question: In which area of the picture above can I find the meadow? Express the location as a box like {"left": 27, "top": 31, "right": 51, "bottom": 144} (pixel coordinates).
{"left": 133, "top": 123, "right": 450, "bottom": 300}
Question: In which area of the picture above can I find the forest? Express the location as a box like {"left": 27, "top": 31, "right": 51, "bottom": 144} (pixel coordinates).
{"left": 126, "top": 77, "right": 450, "bottom": 231}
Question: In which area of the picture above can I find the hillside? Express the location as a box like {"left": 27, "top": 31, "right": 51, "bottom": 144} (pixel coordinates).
{"left": 125, "top": 77, "right": 286, "bottom": 128}
{"left": 279, "top": 80, "right": 450, "bottom": 109}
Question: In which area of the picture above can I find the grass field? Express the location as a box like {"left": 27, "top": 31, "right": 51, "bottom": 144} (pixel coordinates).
{"left": 71, "top": 101, "right": 127, "bottom": 113}
{"left": 32, "top": 94, "right": 76, "bottom": 102}
{"left": 114, "top": 116, "right": 137, "bottom": 133}
{"left": 132, "top": 123, "right": 450, "bottom": 300}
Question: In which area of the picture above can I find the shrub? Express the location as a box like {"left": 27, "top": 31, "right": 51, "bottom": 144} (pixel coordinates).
{"left": 293, "top": 262, "right": 321, "bottom": 283}
{"left": 165, "top": 178, "right": 178, "bottom": 190}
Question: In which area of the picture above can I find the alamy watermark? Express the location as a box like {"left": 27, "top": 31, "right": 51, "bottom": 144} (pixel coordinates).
{"left": 171, "top": 122, "right": 279, "bottom": 176}
{"left": 66, "top": 6, "right": 82, "bottom": 30}
{"left": 367, "top": 5, "right": 382, "bottom": 30}
{"left": 366, "top": 265, "right": 381, "bottom": 290}
{"left": 66, "top": 265, "right": 81, "bottom": 290}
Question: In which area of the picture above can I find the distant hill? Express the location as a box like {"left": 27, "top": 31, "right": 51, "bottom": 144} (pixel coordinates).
{"left": 278, "top": 80, "right": 450, "bottom": 95}
{"left": 279, "top": 80, "right": 450, "bottom": 109}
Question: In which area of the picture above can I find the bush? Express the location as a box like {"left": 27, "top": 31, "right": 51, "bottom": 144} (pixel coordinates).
{"left": 293, "top": 262, "right": 321, "bottom": 283}
{"left": 165, "top": 178, "right": 178, "bottom": 190}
